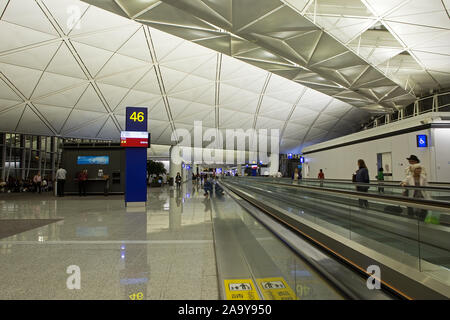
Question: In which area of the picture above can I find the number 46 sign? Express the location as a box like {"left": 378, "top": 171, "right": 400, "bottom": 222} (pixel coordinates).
{"left": 126, "top": 107, "right": 147, "bottom": 132}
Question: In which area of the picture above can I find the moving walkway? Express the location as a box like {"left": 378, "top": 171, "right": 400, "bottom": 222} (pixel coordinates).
{"left": 216, "top": 177, "right": 450, "bottom": 300}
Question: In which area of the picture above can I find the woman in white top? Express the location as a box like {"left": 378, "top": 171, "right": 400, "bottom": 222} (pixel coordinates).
{"left": 402, "top": 164, "right": 429, "bottom": 220}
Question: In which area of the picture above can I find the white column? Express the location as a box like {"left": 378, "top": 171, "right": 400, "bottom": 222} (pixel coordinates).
{"left": 268, "top": 153, "right": 279, "bottom": 176}
{"left": 169, "top": 146, "right": 182, "bottom": 183}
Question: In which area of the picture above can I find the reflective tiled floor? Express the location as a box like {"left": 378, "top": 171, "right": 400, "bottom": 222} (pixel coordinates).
{"left": 0, "top": 183, "right": 218, "bottom": 300}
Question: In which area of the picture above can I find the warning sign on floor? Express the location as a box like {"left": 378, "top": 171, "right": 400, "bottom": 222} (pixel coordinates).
{"left": 224, "top": 279, "right": 260, "bottom": 300}
{"left": 256, "top": 277, "right": 297, "bottom": 300}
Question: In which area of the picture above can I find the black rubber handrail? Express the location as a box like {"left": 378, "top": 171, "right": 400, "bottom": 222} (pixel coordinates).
{"left": 224, "top": 178, "right": 450, "bottom": 212}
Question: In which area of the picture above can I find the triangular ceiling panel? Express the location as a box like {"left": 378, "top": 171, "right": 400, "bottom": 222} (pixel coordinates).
{"left": 41, "top": 0, "right": 90, "bottom": 35}
{"left": 74, "top": 84, "right": 107, "bottom": 113}
{"left": 0, "top": 105, "right": 25, "bottom": 131}
{"left": 33, "top": 83, "right": 88, "bottom": 107}
{"left": 96, "top": 83, "right": 130, "bottom": 110}
{"left": 132, "top": 67, "right": 162, "bottom": 95}
{"left": 117, "top": 27, "right": 152, "bottom": 62}
{"left": 72, "top": 24, "right": 140, "bottom": 52}
{"left": 0, "top": 62, "right": 43, "bottom": 99}
{"left": 70, "top": 4, "right": 136, "bottom": 36}
{"left": 160, "top": 38, "right": 213, "bottom": 63}
{"left": 61, "top": 109, "right": 106, "bottom": 135}
{"left": 97, "top": 116, "right": 119, "bottom": 140}
{"left": 0, "top": 42, "right": 60, "bottom": 71}
{"left": 46, "top": 42, "right": 86, "bottom": 79}
{"left": 114, "top": 89, "right": 161, "bottom": 113}
{"left": 34, "top": 103, "right": 72, "bottom": 133}
{"left": 32, "top": 71, "right": 86, "bottom": 99}
{"left": 16, "top": 105, "right": 53, "bottom": 136}
{"left": 0, "top": 98, "right": 22, "bottom": 113}
{"left": 71, "top": 41, "right": 115, "bottom": 77}
{"left": 148, "top": 101, "right": 170, "bottom": 122}
{"left": 96, "top": 52, "right": 150, "bottom": 78}
{"left": 0, "top": 21, "right": 56, "bottom": 53}
{"left": 0, "top": 79, "right": 22, "bottom": 102}
{"left": 159, "top": 53, "right": 217, "bottom": 80}
{"left": 2, "top": 0, "right": 58, "bottom": 36}
{"left": 148, "top": 28, "right": 185, "bottom": 61}
{"left": 169, "top": 82, "right": 215, "bottom": 106}
{"left": 96, "top": 67, "right": 149, "bottom": 89}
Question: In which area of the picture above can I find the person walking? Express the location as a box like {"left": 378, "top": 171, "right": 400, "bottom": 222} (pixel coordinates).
{"left": 55, "top": 166, "right": 67, "bottom": 197}
{"left": 33, "top": 172, "right": 42, "bottom": 194}
{"left": 292, "top": 168, "right": 299, "bottom": 183}
{"left": 376, "top": 167, "right": 384, "bottom": 193}
{"left": 175, "top": 172, "right": 182, "bottom": 189}
{"left": 401, "top": 164, "right": 429, "bottom": 220}
{"left": 78, "top": 169, "right": 88, "bottom": 196}
{"left": 404, "top": 155, "right": 427, "bottom": 180}
{"left": 318, "top": 169, "right": 325, "bottom": 187}
{"left": 354, "top": 159, "right": 370, "bottom": 208}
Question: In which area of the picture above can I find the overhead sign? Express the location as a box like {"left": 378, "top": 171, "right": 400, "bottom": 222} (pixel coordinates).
{"left": 121, "top": 131, "right": 148, "bottom": 147}
{"left": 126, "top": 107, "right": 148, "bottom": 132}
{"left": 417, "top": 134, "right": 427, "bottom": 148}
{"left": 224, "top": 279, "right": 260, "bottom": 300}
{"left": 125, "top": 107, "right": 148, "bottom": 204}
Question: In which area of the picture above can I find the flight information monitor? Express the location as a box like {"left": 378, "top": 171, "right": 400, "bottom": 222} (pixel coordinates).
{"left": 120, "top": 131, "right": 148, "bottom": 147}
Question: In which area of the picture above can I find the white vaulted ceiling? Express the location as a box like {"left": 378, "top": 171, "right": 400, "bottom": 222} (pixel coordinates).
{"left": 300, "top": 0, "right": 450, "bottom": 94}
{"left": 1, "top": 0, "right": 445, "bottom": 154}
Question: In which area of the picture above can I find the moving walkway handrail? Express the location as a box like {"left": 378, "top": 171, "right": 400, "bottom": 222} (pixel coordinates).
{"left": 243, "top": 176, "right": 450, "bottom": 192}
{"left": 224, "top": 177, "right": 450, "bottom": 213}
{"left": 300, "top": 177, "right": 450, "bottom": 190}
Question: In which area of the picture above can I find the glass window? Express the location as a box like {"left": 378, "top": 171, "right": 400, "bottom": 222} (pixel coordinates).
{"left": 25, "top": 135, "right": 31, "bottom": 148}
{"left": 32, "top": 136, "right": 38, "bottom": 150}
{"left": 30, "top": 151, "right": 39, "bottom": 168}
{"left": 46, "top": 137, "right": 51, "bottom": 152}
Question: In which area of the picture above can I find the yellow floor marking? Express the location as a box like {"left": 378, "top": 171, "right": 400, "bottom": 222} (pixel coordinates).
{"left": 256, "top": 277, "right": 297, "bottom": 300}
{"left": 224, "top": 279, "right": 260, "bottom": 300}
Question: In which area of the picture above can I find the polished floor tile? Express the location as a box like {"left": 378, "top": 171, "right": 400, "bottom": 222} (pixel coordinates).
{"left": 0, "top": 184, "right": 218, "bottom": 300}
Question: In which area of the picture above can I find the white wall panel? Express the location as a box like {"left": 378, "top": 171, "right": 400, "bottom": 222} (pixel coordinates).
{"left": 303, "top": 128, "right": 442, "bottom": 182}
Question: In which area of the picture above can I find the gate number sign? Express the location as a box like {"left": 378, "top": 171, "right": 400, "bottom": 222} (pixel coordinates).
{"left": 126, "top": 107, "right": 147, "bottom": 132}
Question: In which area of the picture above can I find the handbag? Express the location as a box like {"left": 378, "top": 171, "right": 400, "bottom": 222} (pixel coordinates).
{"left": 352, "top": 174, "right": 356, "bottom": 182}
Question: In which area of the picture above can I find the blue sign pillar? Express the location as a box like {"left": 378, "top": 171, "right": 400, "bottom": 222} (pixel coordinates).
{"left": 125, "top": 107, "right": 148, "bottom": 204}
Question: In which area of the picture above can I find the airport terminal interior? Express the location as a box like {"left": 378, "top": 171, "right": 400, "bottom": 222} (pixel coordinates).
{"left": 0, "top": 0, "right": 449, "bottom": 300}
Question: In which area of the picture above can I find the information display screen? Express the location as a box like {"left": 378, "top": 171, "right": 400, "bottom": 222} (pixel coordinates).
{"left": 77, "top": 156, "right": 109, "bottom": 165}
{"left": 121, "top": 131, "right": 148, "bottom": 147}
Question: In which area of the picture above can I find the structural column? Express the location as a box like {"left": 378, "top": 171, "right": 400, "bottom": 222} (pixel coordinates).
{"left": 169, "top": 145, "right": 182, "bottom": 183}
{"left": 268, "top": 153, "right": 279, "bottom": 176}
{"left": 1, "top": 134, "right": 5, "bottom": 181}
